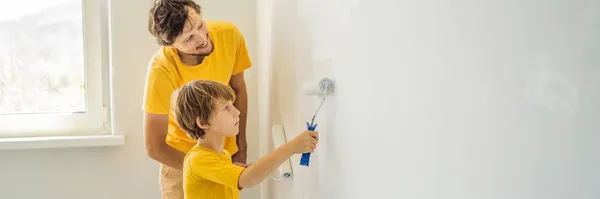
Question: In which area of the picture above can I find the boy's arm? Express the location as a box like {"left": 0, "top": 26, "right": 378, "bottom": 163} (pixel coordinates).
{"left": 190, "top": 154, "right": 246, "bottom": 189}
{"left": 237, "top": 130, "right": 318, "bottom": 188}
{"left": 237, "top": 144, "right": 294, "bottom": 188}
{"left": 192, "top": 131, "right": 316, "bottom": 189}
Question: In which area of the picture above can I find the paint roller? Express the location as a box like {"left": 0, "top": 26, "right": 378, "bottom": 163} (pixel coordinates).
{"left": 268, "top": 77, "right": 335, "bottom": 181}
{"left": 270, "top": 124, "right": 294, "bottom": 181}
{"left": 299, "top": 77, "right": 334, "bottom": 167}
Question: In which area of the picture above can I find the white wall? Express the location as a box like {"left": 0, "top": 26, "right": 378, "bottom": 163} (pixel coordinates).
{"left": 259, "top": 0, "right": 600, "bottom": 199}
{"left": 0, "top": 0, "right": 259, "bottom": 199}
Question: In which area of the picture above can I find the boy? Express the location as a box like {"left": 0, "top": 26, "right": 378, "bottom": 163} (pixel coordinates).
{"left": 171, "top": 80, "right": 319, "bottom": 199}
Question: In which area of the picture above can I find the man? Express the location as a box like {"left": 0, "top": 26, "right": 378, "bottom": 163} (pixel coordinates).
{"left": 142, "top": 0, "right": 251, "bottom": 198}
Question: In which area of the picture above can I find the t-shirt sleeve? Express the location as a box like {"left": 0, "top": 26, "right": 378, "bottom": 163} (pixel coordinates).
{"left": 232, "top": 28, "right": 252, "bottom": 75}
{"left": 190, "top": 154, "right": 245, "bottom": 189}
{"left": 142, "top": 67, "right": 175, "bottom": 114}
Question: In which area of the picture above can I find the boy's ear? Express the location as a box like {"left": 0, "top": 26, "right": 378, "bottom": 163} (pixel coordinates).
{"left": 196, "top": 117, "right": 210, "bottom": 130}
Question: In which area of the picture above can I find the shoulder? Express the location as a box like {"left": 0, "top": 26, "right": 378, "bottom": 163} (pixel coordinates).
{"left": 149, "top": 46, "right": 178, "bottom": 67}
{"left": 207, "top": 21, "right": 241, "bottom": 33}
{"left": 185, "top": 147, "right": 221, "bottom": 164}
{"left": 207, "top": 20, "right": 244, "bottom": 39}
{"left": 184, "top": 149, "right": 230, "bottom": 173}
{"left": 146, "top": 47, "right": 177, "bottom": 79}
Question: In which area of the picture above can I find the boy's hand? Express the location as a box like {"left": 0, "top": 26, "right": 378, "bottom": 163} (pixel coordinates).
{"left": 287, "top": 130, "right": 319, "bottom": 154}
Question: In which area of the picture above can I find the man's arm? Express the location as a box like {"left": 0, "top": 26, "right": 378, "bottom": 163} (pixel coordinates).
{"left": 230, "top": 72, "right": 248, "bottom": 164}
{"left": 238, "top": 130, "right": 319, "bottom": 188}
{"left": 144, "top": 113, "right": 186, "bottom": 170}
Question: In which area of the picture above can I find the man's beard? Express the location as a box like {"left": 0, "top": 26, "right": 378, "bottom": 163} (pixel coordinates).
{"left": 186, "top": 42, "right": 214, "bottom": 57}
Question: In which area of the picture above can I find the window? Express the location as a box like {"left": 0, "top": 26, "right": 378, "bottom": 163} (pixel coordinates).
{"left": 0, "top": 0, "right": 110, "bottom": 137}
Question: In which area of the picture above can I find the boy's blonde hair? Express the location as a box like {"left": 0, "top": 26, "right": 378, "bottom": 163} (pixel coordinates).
{"left": 171, "top": 80, "right": 236, "bottom": 139}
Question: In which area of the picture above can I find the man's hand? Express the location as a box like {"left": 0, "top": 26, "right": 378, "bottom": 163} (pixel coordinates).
{"left": 233, "top": 162, "right": 251, "bottom": 168}
{"left": 232, "top": 152, "right": 247, "bottom": 164}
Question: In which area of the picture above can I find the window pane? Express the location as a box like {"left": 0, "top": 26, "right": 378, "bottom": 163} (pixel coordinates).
{"left": 0, "top": 0, "right": 85, "bottom": 115}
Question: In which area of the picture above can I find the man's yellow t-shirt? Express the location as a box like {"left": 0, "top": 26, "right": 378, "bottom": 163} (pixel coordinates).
{"left": 142, "top": 21, "right": 252, "bottom": 154}
{"left": 183, "top": 145, "right": 244, "bottom": 199}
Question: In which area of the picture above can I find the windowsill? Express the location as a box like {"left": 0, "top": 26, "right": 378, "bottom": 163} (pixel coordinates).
{"left": 0, "top": 134, "right": 125, "bottom": 150}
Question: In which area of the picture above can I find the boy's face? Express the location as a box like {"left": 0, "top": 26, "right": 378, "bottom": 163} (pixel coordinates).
{"left": 171, "top": 7, "right": 213, "bottom": 56}
{"left": 204, "top": 99, "right": 240, "bottom": 137}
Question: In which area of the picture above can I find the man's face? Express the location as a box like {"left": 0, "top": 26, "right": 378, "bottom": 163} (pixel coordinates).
{"left": 172, "top": 8, "right": 213, "bottom": 56}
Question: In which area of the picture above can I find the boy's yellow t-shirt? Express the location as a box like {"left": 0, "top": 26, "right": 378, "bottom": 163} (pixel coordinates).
{"left": 142, "top": 21, "right": 252, "bottom": 154}
{"left": 183, "top": 144, "right": 245, "bottom": 199}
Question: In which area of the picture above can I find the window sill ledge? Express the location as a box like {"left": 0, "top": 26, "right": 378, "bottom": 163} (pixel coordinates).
{"left": 0, "top": 134, "right": 125, "bottom": 150}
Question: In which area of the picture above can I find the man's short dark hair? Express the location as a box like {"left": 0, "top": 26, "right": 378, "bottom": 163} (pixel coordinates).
{"left": 148, "top": 0, "right": 202, "bottom": 46}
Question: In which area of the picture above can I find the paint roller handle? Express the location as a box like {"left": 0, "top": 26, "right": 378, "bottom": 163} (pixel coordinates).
{"left": 299, "top": 122, "right": 318, "bottom": 166}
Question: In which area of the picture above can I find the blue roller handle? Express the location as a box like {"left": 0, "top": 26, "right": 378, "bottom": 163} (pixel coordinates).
{"left": 299, "top": 122, "right": 318, "bottom": 166}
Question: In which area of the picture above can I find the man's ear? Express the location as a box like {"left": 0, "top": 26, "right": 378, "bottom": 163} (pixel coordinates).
{"left": 196, "top": 117, "right": 210, "bottom": 130}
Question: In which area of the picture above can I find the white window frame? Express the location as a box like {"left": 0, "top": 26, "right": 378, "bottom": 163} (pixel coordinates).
{"left": 0, "top": 0, "right": 122, "bottom": 149}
